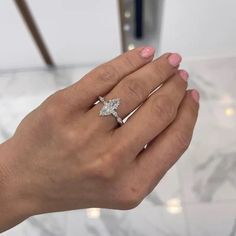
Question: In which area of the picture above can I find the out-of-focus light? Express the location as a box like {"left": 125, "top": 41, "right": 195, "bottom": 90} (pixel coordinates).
{"left": 225, "top": 107, "right": 235, "bottom": 117}
{"left": 86, "top": 208, "right": 100, "bottom": 219}
{"left": 128, "top": 44, "right": 135, "bottom": 50}
{"left": 123, "top": 24, "right": 131, "bottom": 31}
{"left": 166, "top": 198, "right": 182, "bottom": 214}
{"left": 124, "top": 11, "right": 131, "bottom": 18}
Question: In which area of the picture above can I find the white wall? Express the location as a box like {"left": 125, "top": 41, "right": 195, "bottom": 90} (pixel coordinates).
{"left": 0, "top": 0, "right": 121, "bottom": 70}
{"left": 0, "top": 1, "right": 43, "bottom": 70}
{"left": 158, "top": 0, "right": 236, "bottom": 59}
{"left": 27, "top": 0, "right": 122, "bottom": 66}
{"left": 1, "top": 0, "right": 236, "bottom": 70}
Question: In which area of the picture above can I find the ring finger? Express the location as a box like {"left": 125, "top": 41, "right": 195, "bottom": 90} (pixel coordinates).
{"left": 113, "top": 70, "right": 189, "bottom": 157}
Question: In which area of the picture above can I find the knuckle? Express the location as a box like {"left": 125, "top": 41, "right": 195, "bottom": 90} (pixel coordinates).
{"left": 176, "top": 74, "right": 188, "bottom": 89}
{"left": 60, "top": 126, "right": 92, "bottom": 153}
{"left": 42, "top": 103, "right": 59, "bottom": 121}
{"left": 91, "top": 155, "right": 116, "bottom": 180}
{"left": 97, "top": 64, "right": 119, "bottom": 83}
{"left": 122, "top": 53, "right": 138, "bottom": 69}
{"left": 174, "top": 131, "right": 191, "bottom": 152}
{"left": 151, "top": 95, "right": 176, "bottom": 123}
{"left": 154, "top": 61, "right": 170, "bottom": 81}
{"left": 123, "top": 79, "right": 147, "bottom": 102}
{"left": 65, "top": 129, "right": 78, "bottom": 145}
{"left": 60, "top": 128, "right": 80, "bottom": 152}
{"left": 41, "top": 91, "right": 65, "bottom": 120}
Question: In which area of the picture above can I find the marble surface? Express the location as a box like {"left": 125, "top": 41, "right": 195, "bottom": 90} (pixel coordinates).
{"left": 1, "top": 57, "right": 236, "bottom": 235}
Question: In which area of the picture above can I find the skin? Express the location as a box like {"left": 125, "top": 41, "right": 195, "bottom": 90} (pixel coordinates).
{"left": 0, "top": 47, "right": 199, "bottom": 233}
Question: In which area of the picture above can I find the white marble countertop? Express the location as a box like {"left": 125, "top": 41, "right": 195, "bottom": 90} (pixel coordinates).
{"left": 1, "top": 57, "right": 236, "bottom": 236}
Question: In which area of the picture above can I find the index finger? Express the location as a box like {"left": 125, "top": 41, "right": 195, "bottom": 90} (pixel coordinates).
{"left": 65, "top": 46, "right": 155, "bottom": 109}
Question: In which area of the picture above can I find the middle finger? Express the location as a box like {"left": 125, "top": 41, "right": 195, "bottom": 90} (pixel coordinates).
{"left": 88, "top": 53, "right": 182, "bottom": 130}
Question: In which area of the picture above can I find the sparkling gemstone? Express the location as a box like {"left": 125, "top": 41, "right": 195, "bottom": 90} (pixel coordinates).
{"left": 100, "top": 98, "right": 120, "bottom": 116}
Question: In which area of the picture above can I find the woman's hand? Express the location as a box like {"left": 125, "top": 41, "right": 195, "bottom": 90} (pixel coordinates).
{"left": 0, "top": 47, "right": 199, "bottom": 232}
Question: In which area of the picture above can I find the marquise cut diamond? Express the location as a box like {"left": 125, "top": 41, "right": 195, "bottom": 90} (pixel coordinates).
{"left": 100, "top": 98, "right": 120, "bottom": 116}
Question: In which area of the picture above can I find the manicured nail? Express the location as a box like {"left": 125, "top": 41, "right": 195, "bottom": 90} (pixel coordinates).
{"left": 179, "top": 70, "right": 189, "bottom": 81}
{"left": 168, "top": 53, "right": 182, "bottom": 67}
{"left": 191, "top": 90, "right": 200, "bottom": 103}
{"left": 140, "top": 46, "right": 155, "bottom": 58}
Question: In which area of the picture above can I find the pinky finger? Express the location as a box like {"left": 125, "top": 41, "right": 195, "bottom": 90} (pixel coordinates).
{"left": 134, "top": 90, "right": 200, "bottom": 191}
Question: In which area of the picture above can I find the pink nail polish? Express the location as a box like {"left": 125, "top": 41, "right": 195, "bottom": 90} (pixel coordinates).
{"left": 179, "top": 70, "right": 189, "bottom": 81}
{"left": 191, "top": 90, "right": 200, "bottom": 103}
{"left": 168, "top": 53, "right": 182, "bottom": 67}
{"left": 140, "top": 46, "right": 155, "bottom": 58}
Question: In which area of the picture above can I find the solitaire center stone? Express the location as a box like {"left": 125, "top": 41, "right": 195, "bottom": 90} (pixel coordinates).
{"left": 100, "top": 98, "right": 120, "bottom": 116}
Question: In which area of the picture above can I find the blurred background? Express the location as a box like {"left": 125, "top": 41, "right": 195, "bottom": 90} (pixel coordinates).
{"left": 0, "top": 0, "right": 236, "bottom": 235}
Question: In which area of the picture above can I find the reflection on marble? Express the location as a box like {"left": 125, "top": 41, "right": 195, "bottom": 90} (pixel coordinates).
{"left": 1, "top": 57, "right": 236, "bottom": 235}
{"left": 184, "top": 203, "right": 236, "bottom": 236}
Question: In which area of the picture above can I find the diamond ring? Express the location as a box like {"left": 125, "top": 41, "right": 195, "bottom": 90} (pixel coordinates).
{"left": 98, "top": 96, "right": 124, "bottom": 125}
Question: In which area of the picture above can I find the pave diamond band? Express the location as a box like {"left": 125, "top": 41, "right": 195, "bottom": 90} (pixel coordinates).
{"left": 98, "top": 96, "right": 124, "bottom": 125}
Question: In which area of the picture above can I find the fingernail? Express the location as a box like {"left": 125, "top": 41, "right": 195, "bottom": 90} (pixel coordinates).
{"left": 191, "top": 90, "right": 200, "bottom": 103}
{"left": 179, "top": 70, "right": 189, "bottom": 81}
{"left": 168, "top": 53, "right": 182, "bottom": 67}
{"left": 140, "top": 46, "right": 155, "bottom": 58}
